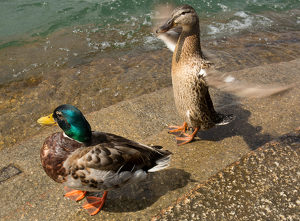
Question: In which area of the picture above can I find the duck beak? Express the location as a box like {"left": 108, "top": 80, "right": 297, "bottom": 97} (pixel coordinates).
{"left": 37, "top": 113, "right": 57, "bottom": 126}
{"left": 156, "top": 18, "right": 177, "bottom": 33}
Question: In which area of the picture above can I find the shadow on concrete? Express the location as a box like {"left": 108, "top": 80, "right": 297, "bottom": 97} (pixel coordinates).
{"left": 197, "top": 104, "right": 275, "bottom": 150}
{"left": 86, "top": 168, "right": 192, "bottom": 212}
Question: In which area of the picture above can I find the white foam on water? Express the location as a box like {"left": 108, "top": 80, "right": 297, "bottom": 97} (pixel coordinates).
{"left": 207, "top": 11, "right": 273, "bottom": 36}
{"left": 234, "top": 11, "right": 249, "bottom": 18}
{"left": 144, "top": 36, "right": 157, "bottom": 44}
{"left": 119, "top": 30, "right": 127, "bottom": 35}
{"left": 101, "top": 41, "right": 111, "bottom": 49}
{"left": 218, "top": 3, "right": 230, "bottom": 12}
{"left": 59, "top": 48, "right": 70, "bottom": 52}
{"left": 142, "top": 18, "right": 152, "bottom": 26}
{"left": 13, "top": 72, "right": 22, "bottom": 78}
{"left": 114, "top": 42, "right": 126, "bottom": 47}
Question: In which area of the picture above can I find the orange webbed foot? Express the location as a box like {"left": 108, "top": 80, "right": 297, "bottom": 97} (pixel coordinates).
{"left": 64, "top": 187, "right": 87, "bottom": 201}
{"left": 168, "top": 122, "right": 188, "bottom": 137}
{"left": 82, "top": 191, "right": 108, "bottom": 216}
{"left": 176, "top": 134, "right": 195, "bottom": 145}
{"left": 175, "top": 126, "right": 199, "bottom": 146}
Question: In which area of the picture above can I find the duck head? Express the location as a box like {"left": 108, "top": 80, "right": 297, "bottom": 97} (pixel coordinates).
{"left": 38, "top": 104, "right": 92, "bottom": 143}
{"left": 156, "top": 5, "right": 199, "bottom": 33}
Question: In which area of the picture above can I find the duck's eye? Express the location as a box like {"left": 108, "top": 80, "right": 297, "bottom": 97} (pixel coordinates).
{"left": 181, "top": 10, "right": 191, "bottom": 15}
{"left": 56, "top": 112, "right": 63, "bottom": 118}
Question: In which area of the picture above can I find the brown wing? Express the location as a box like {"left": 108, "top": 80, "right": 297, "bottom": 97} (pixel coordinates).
{"left": 205, "top": 69, "right": 295, "bottom": 98}
{"left": 66, "top": 132, "right": 171, "bottom": 174}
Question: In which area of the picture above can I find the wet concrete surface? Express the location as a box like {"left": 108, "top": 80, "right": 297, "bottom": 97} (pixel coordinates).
{"left": 0, "top": 58, "right": 300, "bottom": 220}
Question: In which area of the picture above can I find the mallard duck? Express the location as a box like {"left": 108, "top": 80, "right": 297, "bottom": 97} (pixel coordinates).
{"left": 37, "top": 104, "right": 172, "bottom": 216}
{"left": 155, "top": 4, "right": 294, "bottom": 145}
{"left": 155, "top": 5, "right": 234, "bottom": 145}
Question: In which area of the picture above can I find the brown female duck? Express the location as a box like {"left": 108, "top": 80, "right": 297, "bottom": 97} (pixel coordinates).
{"left": 38, "top": 104, "right": 171, "bottom": 215}
{"left": 156, "top": 5, "right": 234, "bottom": 145}
{"left": 155, "top": 4, "right": 294, "bottom": 145}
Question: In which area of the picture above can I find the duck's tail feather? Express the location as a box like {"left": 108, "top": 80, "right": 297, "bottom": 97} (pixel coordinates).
{"left": 148, "top": 154, "right": 171, "bottom": 172}
{"left": 147, "top": 146, "right": 172, "bottom": 173}
{"left": 151, "top": 145, "right": 163, "bottom": 149}
{"left": 214, "top": 114, "right": 235, "bottom": 126}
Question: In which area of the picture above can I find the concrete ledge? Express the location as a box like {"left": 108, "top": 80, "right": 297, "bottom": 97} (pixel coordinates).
{"left": 152, "top": 127, "right": 300, "bottom": 220}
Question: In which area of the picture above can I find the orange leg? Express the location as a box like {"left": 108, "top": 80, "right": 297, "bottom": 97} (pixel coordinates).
{"left": 82, "top": 191, "right": 108, "bottom": 216}
{"left": 176, "top": 126, "right": 200, "bottom": 145}
{"left": 64, "top": 186, "right": 87, "bottom": 201}
{"left": 168, "top": 122, "right": 188, "bottom": 137}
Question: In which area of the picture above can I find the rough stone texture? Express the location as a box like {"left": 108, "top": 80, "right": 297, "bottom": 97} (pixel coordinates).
{"left": 0, "top": 165, "right": 22, "bottom": 184}
{"left": 0, "top": 59, "right": 299, "bottom": 220}
{"left": 152, "top": 127, "right": 300, "bottom": 220}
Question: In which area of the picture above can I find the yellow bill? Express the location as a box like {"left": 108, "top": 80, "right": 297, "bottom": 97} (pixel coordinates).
{"left": 37, "top": 113, "right": 57, "bottom": 126}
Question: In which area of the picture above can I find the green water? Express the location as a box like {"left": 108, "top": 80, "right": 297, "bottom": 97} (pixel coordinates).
{"left": 1, "top": 0, "right": 299, "bottom": 48}
{"left": 1, "top": 0, "right": 299, "bottom": 83}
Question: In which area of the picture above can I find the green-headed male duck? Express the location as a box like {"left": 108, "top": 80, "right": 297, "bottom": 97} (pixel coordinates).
{"left": 38, "top": 104, "right": 171, "bottom": 215}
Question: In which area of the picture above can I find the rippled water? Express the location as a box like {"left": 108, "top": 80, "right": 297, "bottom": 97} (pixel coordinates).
{"left": 0, "top": 0, "right": 300, "bottom": 150}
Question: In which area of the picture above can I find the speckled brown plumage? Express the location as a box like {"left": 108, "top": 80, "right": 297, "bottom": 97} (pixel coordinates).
{"left": 155, "top": 5, "right": 294, "bottom": 143}
{"left": 172, "top": 28, "right": 220, "bottom": 129}
{"left": 41, "top": 131, "right": 171, "bottom": 190}
{"left": 156, "top": 5, "right": 234, "bottom": 145}
{"left": 40, "top": 132, "right": 83, "bottom": 183}
{"left": 176, "top": 6, "right": 232, "bottom": 128}
{"left": 38, "top": 104, "right": 172, "bottom": 215}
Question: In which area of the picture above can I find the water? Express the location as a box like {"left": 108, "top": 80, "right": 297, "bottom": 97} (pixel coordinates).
{"left": 0, "top": 0, "right": 300, "bottom": 150}
{"left": 1, "top": 0, "right": 299, "bottom": 83}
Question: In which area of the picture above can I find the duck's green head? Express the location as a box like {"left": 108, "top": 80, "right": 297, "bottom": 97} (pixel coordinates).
{"left": 37, "top": 104, "right": 92, "bottom": 143}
